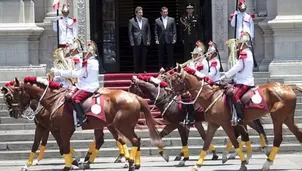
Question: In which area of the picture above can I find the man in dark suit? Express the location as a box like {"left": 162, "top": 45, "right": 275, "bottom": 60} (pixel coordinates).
{"left": 128, "top": 6, "right": 151, "bottom": 73}
{"left": 154, "top": 7, "right": 177, "bottom": 69}
{"left": 180, "top": 3, "right": 203, "bottom": 61}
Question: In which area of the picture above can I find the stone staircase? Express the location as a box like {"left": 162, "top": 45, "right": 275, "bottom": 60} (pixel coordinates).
{"left": 0, "top": 72, "right": 301, "bottom": 160}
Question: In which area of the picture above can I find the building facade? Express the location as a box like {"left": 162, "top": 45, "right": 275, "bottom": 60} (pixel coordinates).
{"left": 0, "top": 0, "right": 302, "bottom": 81}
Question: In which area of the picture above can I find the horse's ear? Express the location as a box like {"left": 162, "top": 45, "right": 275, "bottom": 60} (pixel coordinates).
{"left": 14, "top": 77, "right": 20, "bottom": 87}
{"left": 176, "top": 63, "right": 182, "bottom": 73}
{"left": 0, "top": 87, "right": 8, "bottom": 94}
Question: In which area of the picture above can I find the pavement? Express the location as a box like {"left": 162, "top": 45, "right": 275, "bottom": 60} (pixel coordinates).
{"left": 0, "top": 154, "right": 301, "bottom": 171}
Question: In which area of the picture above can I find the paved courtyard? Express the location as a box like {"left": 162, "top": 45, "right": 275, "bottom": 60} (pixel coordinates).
{"left": 0, "top": 153, "right": 301, "bottom": 171}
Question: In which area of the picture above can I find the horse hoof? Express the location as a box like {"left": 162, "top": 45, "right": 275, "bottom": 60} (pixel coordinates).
{"left": 262, "top": 160, "right": 273, "bottom": 171}
{"left": 32, "top": 159, "right": 39, "bottom": 166}
{"left": 128, "top": 167, "right": 135, "bottom": 171}
{"left": 212, "top": 154, "right": 219, "bottom": 160}
{"left": 20, "top": 166, "right": 28, "bottom": 171}
{"left": 135, "top": 164, "right": 141, "bottom": 170}
{"left": 71, "top": 160, "right": 79, "bottom": 167}
{"left": 189, "top": 165, "right": 199, "bottom": 171}
{"left": 228, "top": 153, "right": 237, "bottom": 160}
{"left": 176, "top": 160, "right": 186, "bottom": 167}
{"left": 160, "top": 152, "right": 169, "bottom": 162}
{"left": 222, "top": 152, "right": 228, "bottom": 164}
{"left": 79, "top": 162, "right": 91, "bottom": 170}
{"left": 174, "top": 155, "right": 182, "bottom": 161}
{"left": 114, "top": 156, "right": 122, "bottom": 163}
{"left": 63, "top": 167, "right": 71, "bottom": 171}
{"left": 123, "top": 162, "right": 129, "bottom": 168}
{"left": 262, "top": 147, "right": 270, "bottom": 157}
{"left": 239, "top": 164, "right": 247, "bottom": 171}
{"left": 84, "top": 152, "right": 91, "bottom": 162}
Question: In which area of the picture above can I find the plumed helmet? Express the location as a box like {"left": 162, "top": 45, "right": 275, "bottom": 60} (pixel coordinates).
{"left": 69, "top": 39, "right": 83, "bottom": 52}
{"left": 207, "top": 41, "right": 217, "bottom": 53}
{"left": 61, "top": 4, "right": 69, "bottom": 13}
{"left": 238, "top": 31, "right": 252, "bottom": 47}
{"left": 238, "top": 0, "right": 247, "bottom": 10}
{"left": 86, "top": 40, "right": 97, "bottom": 56}
{"left": 191, "top": 41, "right": 205, "bottom": 55}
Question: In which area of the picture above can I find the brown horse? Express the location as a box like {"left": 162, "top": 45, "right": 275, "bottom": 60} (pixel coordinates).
{"left": 169, "top": 64, "right": 302, "bottom": 171}
{"left": 5, "top": 77, "right": 163, "bottom": 171}
{"left": 129, "top": 75, "right": 219, "bottom": 166}
{"left": 129, "top": 74, "right": 268, "bottom": 165}
{"left": 1, "top": 84, "right": 130, "bottom": 170}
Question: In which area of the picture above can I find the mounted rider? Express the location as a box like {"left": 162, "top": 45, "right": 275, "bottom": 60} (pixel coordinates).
{"left": 219, "top": 31, "right": 254, "bottom": 126}
{"left": 182, "top": 40, "right": 206, "bottom": 126}
{"left": 205, "top": 41, "right": 221, "bottom": 82}
{"left": 51, "top": 40, "right": 99, "bottom": 127}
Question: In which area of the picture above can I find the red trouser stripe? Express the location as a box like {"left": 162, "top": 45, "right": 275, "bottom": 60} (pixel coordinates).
{"left": 71, "top": 89, "right": 93, "bottom": 103}
{"left": 232, "top": 84, "right": 249, "bottom": 102}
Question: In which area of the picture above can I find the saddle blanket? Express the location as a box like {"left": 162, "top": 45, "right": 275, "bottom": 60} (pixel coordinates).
{"left": 64, "top": 94, "right": 107, "bottom": 123}
{"left": 225, "top": 86, "right": 269, "bottom": 111}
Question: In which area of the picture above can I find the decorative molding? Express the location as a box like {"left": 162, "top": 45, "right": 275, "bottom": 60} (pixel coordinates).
{"left": 77, "top": 0, "right": 86, "bottom": 46}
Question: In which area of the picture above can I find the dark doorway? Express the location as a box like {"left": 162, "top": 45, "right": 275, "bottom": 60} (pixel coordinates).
{"left": 90, "top": 0, "right": 212, "bottom": 73}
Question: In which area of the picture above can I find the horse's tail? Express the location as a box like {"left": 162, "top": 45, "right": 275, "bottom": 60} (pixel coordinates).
{"left": 253, "top": 118, "right": 268, "bottom": 145}
{"left": 289, "top": 85, "right": 302, "bottom": 93}
{"left": 136, "top": 96, "right": 164, "bottom": 149}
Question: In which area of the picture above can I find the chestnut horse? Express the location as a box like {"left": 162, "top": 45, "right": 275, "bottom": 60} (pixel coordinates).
{"left": 169, "top": 64, "right": 302, "bottom": 171}
{"left": 4, "top": 77, "right": 164, "bottom": 171}
{"left": 129, "top": 74, "right": 268, "bottom": 165}
{"left": 1, "top": 84, "right": 131, "bottom": 170}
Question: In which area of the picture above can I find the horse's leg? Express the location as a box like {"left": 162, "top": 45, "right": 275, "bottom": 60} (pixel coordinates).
{"left": 221, "top": 124, "right": 248, "bottom": 171}
{"left": 284, "top": 114, "right": 302, "bottom": 147}
{"left": 248, "top": 120, "right": 269, "bottom": 155}
{"left": 175, "top": 125, "right": 190, "bottom": 167}
{"left": 116, "top": 125, "right": 140, "bottom": 171}
{"left": 107, "top": 125, "right": 129, "bottom": 164}
{"left": 190, "top": 122, "right": 219, "bottom": 171}
{"left": 195, "top": 122, "right": 218, "bottom": 160}
{"left": 222, "top": 127, "right": 241, "bottom": 163}
{"left": 84, "top": 140, "right": 96, "bottom": 162}
{"left": 21, "top": 125, "right": 44, "bottom": 171}
{"left": 85, "top": 128, "right": 104, "bottom": 166}
{"left": 33, "top": 129, "right": 50, "bottom": 165}
{"left": 262, "top": 120, "right": 283, "bottom": 171}
{"left": 238, "top": 125, "right": 252, "bottom": 164}
{"left": 60, "top": 129, "right": 74, "bottom": 171}
{"left": 158, "top": 124, "right": 178, "bottom": 162}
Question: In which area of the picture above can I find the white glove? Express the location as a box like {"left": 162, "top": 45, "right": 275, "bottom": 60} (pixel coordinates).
{"left": 53, "top": 76, "right": 63, "bottom": 82}
{"left": 219, "top": 75, "right": 226, "bottom": 81}
{"left": 51, "top": 67, "right": 61, "bottom": 76}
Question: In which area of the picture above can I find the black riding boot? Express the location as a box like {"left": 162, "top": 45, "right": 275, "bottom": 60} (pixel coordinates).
{"left": 73, "top": 103, "right": 87, "bottom": 127}
{"left": 234, "top": 102, "right": 244, "bottom": 126}
{"left": 186, "top": 104, "right": 195, "bottom": 125}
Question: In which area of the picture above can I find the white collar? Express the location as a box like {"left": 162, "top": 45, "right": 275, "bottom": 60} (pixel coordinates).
{"left": 162, "top": 16, "right": 167, "bottom": 20}
{"left": 136, "top": 17, "right": 142, "bottom": 21}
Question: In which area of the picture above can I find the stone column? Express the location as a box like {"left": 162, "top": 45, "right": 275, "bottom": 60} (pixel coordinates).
{"left": 0, "top": 0, "right": 43, "bottom": 66}
{"left": 268, "top": 0, "right": 302, "bottom": 84}
{"left": 212, "top": 0, "right": 229, "bottom": 70}
{"left": 258, "top": 0, "right": 276, "bottom": 71}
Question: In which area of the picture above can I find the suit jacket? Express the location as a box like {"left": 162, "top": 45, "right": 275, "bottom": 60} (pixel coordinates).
{"left": 128, "top": 17, "right": 151, "bottom": 46}
{"left": 154, "top": 16, "right": 177, "bottom": 44}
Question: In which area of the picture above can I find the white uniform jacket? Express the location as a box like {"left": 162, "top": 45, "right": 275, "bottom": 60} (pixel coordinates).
{"left": 53, "top": 17, "right": 78, "bottom": 45}
{"left": 224, "top": 48, "right": 254, "bottom": 86}
{"left": 56, "top": 56, "right": 99, "bottom": 93}
{"left": 208, "top": 57, "right": 221, "bottom": 82}
{"left": 188, "top": 58, "right": 209, "bottom": 76}
{"left": 231, "top": 11, "right": 254, "bottom": 39}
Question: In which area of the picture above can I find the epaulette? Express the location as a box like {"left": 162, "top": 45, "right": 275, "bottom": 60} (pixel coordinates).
{"left": 239, "top": 52, "right": 247, "bottom": 59}
{"left": 211, "top": 61, "right": 217, "bottom": 67}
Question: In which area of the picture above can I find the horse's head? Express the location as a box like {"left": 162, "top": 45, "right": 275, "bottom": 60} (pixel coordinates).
{"left": 170, "top": 63, "right": 203, "bottom": 95}
{"left": 1, "top": 78, "right": 31, "bottom": 119}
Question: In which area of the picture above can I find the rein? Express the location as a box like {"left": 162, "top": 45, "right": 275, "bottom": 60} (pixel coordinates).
{"left": 173, "top": 79, "right": 205, "bottom": 105}
{"left": 150, "top": 85, "right": 161, "bottom": 111}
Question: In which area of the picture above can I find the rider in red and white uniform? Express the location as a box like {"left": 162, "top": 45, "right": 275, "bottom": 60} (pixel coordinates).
{"left": 219, "top": 32, "right": 254, "bottom": 126}
{"left": 205, "top": 41, "right": 221, "bottom": 82}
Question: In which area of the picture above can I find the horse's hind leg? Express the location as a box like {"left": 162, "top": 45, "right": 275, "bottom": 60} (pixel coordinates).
{"left": 239, "top": 125, "right": 252, "bottom": 163}
{"left": 222, "top": 127, "right": 241, "bottom": 164}
{"left": 262, "top": 120, "right": 283, "bottom": 171}
{"left": 248, "top": 119, "right": 269, "bottom": 155}
{"left": 195, "top": 122, "right": 218, "bottom": 160}
{"left": 175, "top": 125, "right": 189, "bottom": 167}
{"left": 158, "top": 124, "right": 177, "bottom": 162}
{"left": 284, "top": 113, "right": 302, "bottom": 149}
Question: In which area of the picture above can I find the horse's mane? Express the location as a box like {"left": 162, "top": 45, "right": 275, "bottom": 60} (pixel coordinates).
{"left": 23, "top": 76, "right": 62, "bottom": 90}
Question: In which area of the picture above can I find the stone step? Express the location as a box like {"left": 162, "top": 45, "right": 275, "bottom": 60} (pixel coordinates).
{"left": 0, "top": 134, "right": 298, "bottom": 152}
{"left": 0, "top": 143, "right": 300, "bottom": 160}
{"left": 0, "top": 123, "right": 301, "bottom": 142}
{"left": 0, "top": 65, "right": 47, "bottom": 81}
